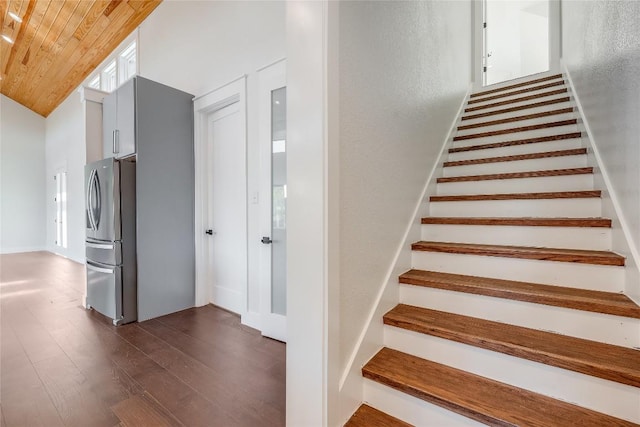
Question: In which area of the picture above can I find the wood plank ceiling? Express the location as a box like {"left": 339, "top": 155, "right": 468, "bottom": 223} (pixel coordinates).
{"left": 0, "top": 0, "right": 161, "bottom": 117}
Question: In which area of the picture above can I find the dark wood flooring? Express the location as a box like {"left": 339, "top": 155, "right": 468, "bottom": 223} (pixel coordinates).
{"left": 0, "top": 251, "right": 285, "bottom": 427}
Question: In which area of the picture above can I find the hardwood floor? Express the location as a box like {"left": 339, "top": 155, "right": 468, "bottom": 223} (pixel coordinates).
{"left": 0, "top": 252, "right": 285, "bottom": 427}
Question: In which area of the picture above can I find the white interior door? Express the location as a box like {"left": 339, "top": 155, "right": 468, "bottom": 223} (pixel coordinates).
{"left": 207, "top": 102, "right": 247, "bottom": 315}
{"left": 259, "top": 60, "right": 287, "bottom": 342}
{"left": 484, "top": 0, "right": 550, "bottom": 85}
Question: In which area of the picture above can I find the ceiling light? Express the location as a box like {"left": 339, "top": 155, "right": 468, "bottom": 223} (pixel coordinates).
{"left": 8, "top": 12, "right": 22, "bottom": 23}
{"left": 2, "top": 35, "right": 14, "bottom": 44}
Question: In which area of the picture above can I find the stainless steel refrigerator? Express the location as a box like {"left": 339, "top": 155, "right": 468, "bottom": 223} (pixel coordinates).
{"left": 84, "top": 157, "right": 137, "bottom": 325}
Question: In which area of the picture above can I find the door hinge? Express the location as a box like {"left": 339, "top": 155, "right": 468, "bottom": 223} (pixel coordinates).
{"left": 483, "top": 66, "right": 487, "bottom": 72}
{"left": 483, "top": 22, "right": 487, "bottom": 28}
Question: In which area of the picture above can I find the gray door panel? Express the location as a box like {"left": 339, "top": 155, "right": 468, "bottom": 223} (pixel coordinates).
{"left": 116, "top": 78, "right": 136, "bottom": 158}
{"left": 103, "top": 92, "right": 117, "bottom": 158}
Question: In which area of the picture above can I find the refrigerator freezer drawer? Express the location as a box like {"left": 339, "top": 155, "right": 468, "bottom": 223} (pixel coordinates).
{"left": 86, "top": 261, "right": 122, "bottom": 323}
{"left": 86, "top": 240, "right": 121, "bottom": 265}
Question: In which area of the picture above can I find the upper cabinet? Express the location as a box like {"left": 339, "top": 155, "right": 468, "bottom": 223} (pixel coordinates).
{"left": 103, "top": 78, "right": 136, "bottom": 159}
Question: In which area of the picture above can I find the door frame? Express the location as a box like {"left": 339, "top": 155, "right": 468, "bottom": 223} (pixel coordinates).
{"left": 258, "top": 59, "right": 287, "bottom": 342}
{"left": 473, "top": 0, "right": 561, "bottom": 89}
{"left": 193, "top": 76, "right": 248, "bottom": 313}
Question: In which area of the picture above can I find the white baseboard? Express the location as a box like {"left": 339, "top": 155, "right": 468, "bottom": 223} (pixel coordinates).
{"left": 0, "top": 246, "right": 46, "bottom": 254}
{"left": 241, "top": 310, "right": 262, "bottom": 331}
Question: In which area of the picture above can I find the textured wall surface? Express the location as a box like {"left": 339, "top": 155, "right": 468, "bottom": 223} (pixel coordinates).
{"left": 338, "top": 0, "right": 472, "bottom": 368}
{"left": 0, "top": 95, "right": 46, "bottom": 253}
{"left": 562, "top": 1, "right": 640, "bottom": 275}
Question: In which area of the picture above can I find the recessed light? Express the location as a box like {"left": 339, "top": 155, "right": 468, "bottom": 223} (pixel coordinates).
{"left": 2, "top": 35, "right": 14, "bottom": 44}
{"left": 8, "top": 12, "right": 22, "bottom": 23}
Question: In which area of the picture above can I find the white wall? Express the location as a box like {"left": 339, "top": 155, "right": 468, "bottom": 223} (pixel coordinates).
{"left": 138, "top": 0, "right": 286, "bottom": 323}
{"left": 45, "top": 92, "right": 86, "bottom": 263}
{"left": 337, "top": 0, "right": 472, "bottom": 420}
{"left": 562, "top": 0, "right": 640, "bottom": 301}
{"left": 286, "top": 2, "right": 340, "bottom": 424}
{"left": 0, "top": 95, "right": 46, "bottom": 253}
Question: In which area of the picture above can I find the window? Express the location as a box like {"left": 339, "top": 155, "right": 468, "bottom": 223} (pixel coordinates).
{"left": 54, "top": 172, "right": 68, "bottom": 248}
{"left": 88, "top": 75, "right": 101, "bottom": 89}
{"left": 101, "top": 59, "right": 117, "bottom": 92}
{"left": 119, "top": 41, "right": 136, "bottom": 83}
{"left": 85, "top": 39, "right": 137, "bottom": 92}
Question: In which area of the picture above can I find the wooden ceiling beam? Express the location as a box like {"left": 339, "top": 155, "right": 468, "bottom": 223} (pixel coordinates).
{"left": 1, "top": 0, "right": 161, "bottom": 117}
{"left": 15, "top": 1, "right": 81, "bottom": 107}
{"left": 2, "top": 0, "right": 46, "bottom": 95}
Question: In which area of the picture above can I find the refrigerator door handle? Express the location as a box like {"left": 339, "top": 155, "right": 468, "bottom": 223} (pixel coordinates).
{"left": 86, "top": 261, "right": 114, "bottom": 274}
{"left": 91, "top": 170, "right": 102, "bottom": 230}
{"left": 86, "top": 241, "right": 114, "bottom": 250}
{"left": 86, "top": 169, "right": 97, "bottom": 231}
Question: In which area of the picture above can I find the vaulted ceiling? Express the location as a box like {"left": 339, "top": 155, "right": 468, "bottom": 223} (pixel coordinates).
{"left": 0, "top": 0, "right": 161, "bottom": 117}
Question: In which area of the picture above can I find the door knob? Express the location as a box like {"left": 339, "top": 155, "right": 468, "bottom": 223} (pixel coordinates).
{"left": 261, "top": 236, "right": 273, "bottom": 244}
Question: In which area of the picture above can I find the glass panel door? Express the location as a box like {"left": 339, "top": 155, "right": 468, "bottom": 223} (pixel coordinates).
{"left": 271, "top": 87, "right": 287, "bottom": 316}
{"left": 258, "top": 59, "right": 286, "bottom": 342}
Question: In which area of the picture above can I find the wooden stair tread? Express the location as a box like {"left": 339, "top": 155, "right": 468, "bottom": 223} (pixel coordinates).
{"left": 462, "top": 97, "right": 571, "bottom": 121}
{"left": 443, "top": 148, "right": 586, "bottom": 167}
{"left": 421, "top": 216, "right": 610, "bottom": 227}
{"left": 437, "top": 167, "right": 593, "bottom": 183}
{"left": 411, "top": 241, "right": 624, "bottom": 266}
{"left": 363, "top": 347, "right": 638, "bottom": 427}
{"left": 465, "top": 88, "right": 568, "bottom": 112}
{"left": 345, "top": 404, "right": 411, "bottom": 427}
{"left": 449, "top": 132, "right": 581, "bottom": 153}
{"left": 458, "top": 108, "right": 573, "bottom": 131}
{"left": 430, "top": 190, "right": 601, "bottom": 202}
{"left": 399, "top": 269, "right": 640, "bottom": 319}
{"left": 470, "top": 74, "right": 563, "bottom": 98}
{"left": 453, "top": 119, "right": 578, "bottom": 141}
{"left": 468, "top": 81, "right": 566, "bottom": 105}
{"left": 383, "top": 305, "right": 640, "bottom": 387}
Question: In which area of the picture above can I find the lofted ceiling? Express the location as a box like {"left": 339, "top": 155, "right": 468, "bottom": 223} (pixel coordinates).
{"left": 0, "top": 0, "right": 161, "bottom": 117}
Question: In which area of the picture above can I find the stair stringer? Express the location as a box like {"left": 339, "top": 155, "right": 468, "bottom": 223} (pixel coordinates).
{"left": 337, "top": 85, "right": 473, "bottom": 425}
{"left": 563, "top": 61, "right": 640, "bottom": 307}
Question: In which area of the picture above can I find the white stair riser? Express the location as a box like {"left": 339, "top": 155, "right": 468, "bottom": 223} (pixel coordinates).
{"left": 456, "top": 112, "right": 577, "bottom": 137}
{"left": 469, "top": 84, "right": 567, "bottom": 108}
{"left": 399, "top": 285, "right": 638, "bottom": 347}
{"left": 411, "top": 251, "right": 624, "bottom": 292}
{"left": 363, "top": 379, "right": 484, "bottom": 427}
{"left": 437, "top": 174, "right": 594, "bottom": 196}
{"left": 447, "top": 138, "right": 583, "bottom": 161}
{"left": 384, "top": 327, "right": 640, "bottom": 424}
{"left": 443, "top": 155, "right": 588, "bottom": 177}
{"left": 460, "top": 101, "right": 573, "bottom": 126}
{"left": 429, "top": 197, "right": 602, "bottom": 218}
{"left": 452, "top": 124, "right": 579, "bottom": 147}
{"left": 420, "top": 223, "right": 610, "bottom": 250}
{"left": 465, "top": 92, "right": 570, "bottom": 116}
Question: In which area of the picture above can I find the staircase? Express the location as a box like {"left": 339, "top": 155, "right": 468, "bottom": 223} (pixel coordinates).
{"left": 345, "top": 74, "right": 640, "bottom": 426}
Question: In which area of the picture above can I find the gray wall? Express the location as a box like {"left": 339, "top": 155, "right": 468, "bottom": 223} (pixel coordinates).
{"left": 562, "top": 0, "right": 640, "bottom": 297}
{"left": 338, "top": 0, "right": 473, "bottom": 369}
{"left": 0, "top": 95, "right": 46, "bottom": 253}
